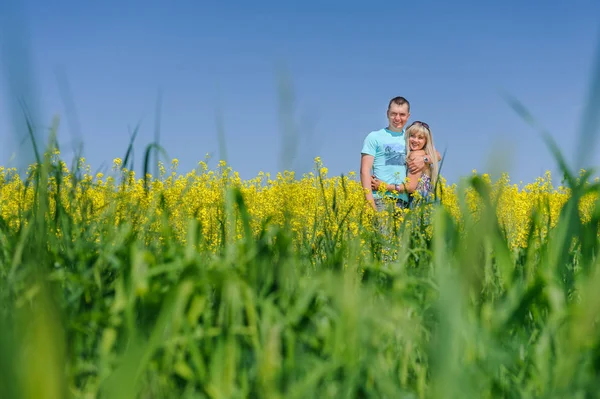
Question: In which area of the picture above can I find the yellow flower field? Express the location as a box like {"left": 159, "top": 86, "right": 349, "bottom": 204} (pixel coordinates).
{"left": 0, "top": 155, "right": 596, "bottom": 253}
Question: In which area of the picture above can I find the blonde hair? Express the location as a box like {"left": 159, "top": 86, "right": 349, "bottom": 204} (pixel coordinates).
{"left": 405, "top": 121, "right": 439, "bottom": 186}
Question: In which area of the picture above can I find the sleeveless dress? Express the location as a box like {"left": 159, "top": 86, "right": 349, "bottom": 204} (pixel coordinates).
{"left": 410, "top": 173, "right": 434, "bottom": 208}
{"left": 415, "top": 173, "right": 433, "bottom": 199}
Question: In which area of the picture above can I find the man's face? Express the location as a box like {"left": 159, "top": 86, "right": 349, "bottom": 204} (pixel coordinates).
{"left": 387, "top": 103, "right": 410, "bottom": 132}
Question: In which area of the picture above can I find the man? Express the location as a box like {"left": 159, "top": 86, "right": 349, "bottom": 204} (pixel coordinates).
{"left": 360, "top": 96, "right": 433, "bottom": 212}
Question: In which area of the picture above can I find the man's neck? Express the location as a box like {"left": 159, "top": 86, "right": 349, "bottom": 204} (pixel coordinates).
{"left": 386, "top": 126, "right": 404, "bottom": 133}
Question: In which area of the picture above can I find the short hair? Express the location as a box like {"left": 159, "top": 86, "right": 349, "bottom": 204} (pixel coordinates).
{"left": 387, "top": 96, "right": 410, "bottom": 113}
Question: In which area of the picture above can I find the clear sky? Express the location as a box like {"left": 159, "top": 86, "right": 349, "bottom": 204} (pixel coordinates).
{"left": 1, "top": 0, "right": 599, "bottom": 185}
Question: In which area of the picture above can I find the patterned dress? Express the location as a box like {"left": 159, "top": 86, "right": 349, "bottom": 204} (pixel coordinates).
{"left": 410, "top": 173, "right": 434, "bottom": 208}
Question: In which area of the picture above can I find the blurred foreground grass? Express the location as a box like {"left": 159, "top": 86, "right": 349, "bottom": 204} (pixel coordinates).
{"left": 1, "top": 135, "right": 600, "bottom": 398}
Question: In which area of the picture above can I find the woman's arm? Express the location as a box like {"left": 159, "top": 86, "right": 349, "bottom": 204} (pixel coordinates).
{"left": 401, "top": 170, "right": 421, "bottom": 193}
{"left": 378, "top": 175, "right": 419, "bottom": 193}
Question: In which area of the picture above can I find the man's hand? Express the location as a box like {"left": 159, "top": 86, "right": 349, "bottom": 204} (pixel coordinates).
{"left": 369, "top": 199, "right": 377, "bottom": 212}
{"left": 370, "top": 175, "right": 385, "bottom": 191}
{"left": 407, "top": 150, "right": 426, "bottom": 174}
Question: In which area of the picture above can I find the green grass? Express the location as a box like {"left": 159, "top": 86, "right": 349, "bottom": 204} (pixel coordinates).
{"left": 1, "top": 122, "right": 600, "bottom": 399}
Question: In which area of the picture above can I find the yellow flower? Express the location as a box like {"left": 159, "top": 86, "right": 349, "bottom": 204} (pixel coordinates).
{"left": 0, "top": 152, "right": 594, "bottom": 256}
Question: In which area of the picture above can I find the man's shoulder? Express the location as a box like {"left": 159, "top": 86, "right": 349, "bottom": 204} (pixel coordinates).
{"left": 364, "top": 128, "right": 387, "bottom": 139}
{"left": 361, "top": 128, "right": 387, "bottom": 155}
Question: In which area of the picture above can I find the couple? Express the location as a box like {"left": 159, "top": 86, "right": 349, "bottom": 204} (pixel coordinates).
{"left": 360, "top": 96, "right": 441, "bottom": 212}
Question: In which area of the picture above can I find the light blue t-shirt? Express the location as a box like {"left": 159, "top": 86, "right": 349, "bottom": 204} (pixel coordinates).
{"left": 361, "top": 128, "right": 409, "bottom": 201}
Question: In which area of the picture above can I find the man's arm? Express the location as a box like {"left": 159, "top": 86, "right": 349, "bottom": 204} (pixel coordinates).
{"left": 407, "top": 150, "right": 426, "bottom": 175}
{"left": 360, "top": 154, "right": 377, "bottom": 211}
{"left": 407, "top": 150, "right": 442, "bottom": 174}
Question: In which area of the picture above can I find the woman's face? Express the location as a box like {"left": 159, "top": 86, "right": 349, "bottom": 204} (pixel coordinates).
{"left": 409, "top": 132, "right": 427, "bottom": 151}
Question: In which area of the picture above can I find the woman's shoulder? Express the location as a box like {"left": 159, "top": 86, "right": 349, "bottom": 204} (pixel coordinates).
{"left": 408, "top": 149, "right": 426, "bottom": 160}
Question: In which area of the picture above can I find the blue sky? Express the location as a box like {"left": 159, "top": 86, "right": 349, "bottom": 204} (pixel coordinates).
{"left": 1, "top": 0, "right": 599, "bottom": 185}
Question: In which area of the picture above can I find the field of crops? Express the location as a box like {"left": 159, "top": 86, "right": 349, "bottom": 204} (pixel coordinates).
{"left": 1, "top": 146, "right": 600, "bottom": 398}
